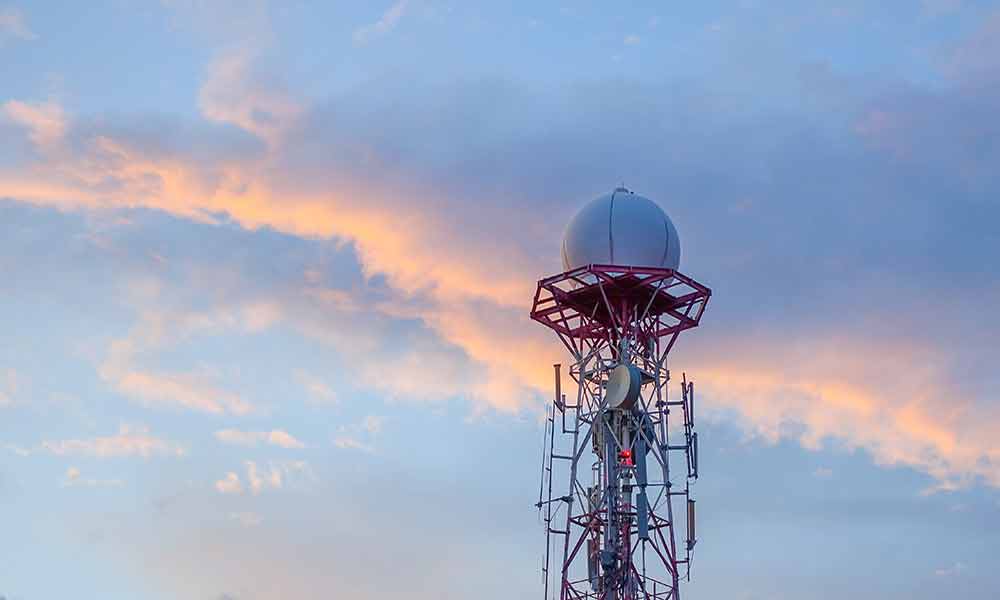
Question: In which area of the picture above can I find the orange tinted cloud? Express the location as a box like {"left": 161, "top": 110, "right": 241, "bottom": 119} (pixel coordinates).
{"left": 3, "top": 99, "right": 65, "bottom": 150}
{"left": 2, "top": 57, "right": 998, "bottom": 490}
{"left": 689, "top": 334, "right": 1000, "bottom": 488}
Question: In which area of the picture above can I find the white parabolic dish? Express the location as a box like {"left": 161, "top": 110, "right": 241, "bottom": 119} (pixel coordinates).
{"left": 605, "top": 363, "right": 641, "bottom": 410}
{"left": 561, "top": 188, "right": 681, "bottom": 272}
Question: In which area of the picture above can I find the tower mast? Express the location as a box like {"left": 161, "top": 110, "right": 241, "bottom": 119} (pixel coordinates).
{"left": 530, "top": 189, "right": 711, "bottom": 600}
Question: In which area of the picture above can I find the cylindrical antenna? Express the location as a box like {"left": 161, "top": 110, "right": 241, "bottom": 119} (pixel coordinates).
{"left": 687, "top": 499, "right": 697, "bottom": 549}
{"left": 689, "top": 381, "right": 695, "bottom": 426}
{"left": 554, "top": 363, "right": 563, "bottom": 411}
{"left": 692, "top": 432, "right": 699, "bottom": 479}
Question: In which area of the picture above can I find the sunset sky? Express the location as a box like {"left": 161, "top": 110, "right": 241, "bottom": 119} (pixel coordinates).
{"left": 2, "top": 1, "right": 1000, "bottom": 599}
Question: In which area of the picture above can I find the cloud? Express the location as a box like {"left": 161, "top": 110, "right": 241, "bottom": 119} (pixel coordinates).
{"left": 0, "top": 368, "right": 17, "bottom": 407}
{"left": 98, "top": 308, "right": 261, "bottom": 416}
{"left": 60, "top": 466, "right": 124, "bottom": 488}
{"left": 689, "top": 329, "right": 1000, "bottom": 488}
{"left": 110, "top": 369, "right": 254, "bottom": 416}
{"left": 215, "top": 460, "right": 314, "bottom": 495}
{"left": 852, "top": 11, "right": 1000, "bottom": 181}
{"left": 624, "top": 34, "right": 641, "bottom": 45}
{"left": 245, "top": 459, "right": 281, "bottom": 494}
{"left": 42, "top": 424, "right": 186, "bottom": 458}
{"left": 0, "top": 86, "right": 551, "bottom": 415}
{"left": 361, "top": 415, "right": 383, "bottom": 435}
{"left": 353, "top": 0, "right": 409, "bottom": 46}
{"left": 214, "top": 429, "right": 305, "bottom": 449}
{"left": 934, "top": 561, "right": 967, "bottom": 577}
{"left": 2, "top": 16, "right": 1000, "bottom": 494}
{"left": 198, "top": 47, "right": 301, "bottom": 143}
{"left": 333, "top": 415, "right": 384, "bottom": 453}
{"left": 2, "top": 99, "right": 64, "bottom": 150}
{"left": 0, "top": 6, "right": 36, "bottom": 41}
{"left": 293, "top": 370, "right": 338, "bottom": 405}
{"left": 63, "top": 466, "right": 80, "bottom": 484}
{"left": 332, "top": 437, "right": 373, "bottom": 452}
{"left": 215, "top": 471, "right": 243, "bottom": 494}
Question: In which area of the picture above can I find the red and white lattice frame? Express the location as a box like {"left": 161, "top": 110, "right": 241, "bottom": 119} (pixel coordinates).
{"left": 530, "top": 265, "right": 711, "bottom": 360}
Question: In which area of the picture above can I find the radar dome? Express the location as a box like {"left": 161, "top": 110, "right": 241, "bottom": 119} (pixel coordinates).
{"left": 561, "top": 188, "right": 681, "bottom": 272}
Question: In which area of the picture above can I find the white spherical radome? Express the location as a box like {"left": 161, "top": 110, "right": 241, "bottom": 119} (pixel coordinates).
{"left": 560, "top": 188, "right": 681, "bottom": 272}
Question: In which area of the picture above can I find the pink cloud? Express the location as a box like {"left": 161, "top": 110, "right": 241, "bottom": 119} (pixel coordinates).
{"left": 97, "top": 307, "right": 262, "bottom": 416}
{"left": 688, "top": 331, "right": 1000, "bottom": 488}
{"left": 214, "top": 429, "right": 306, "bottom": 449}
{"left": 215, "top": 471, "right": 243, "bottom": 494}
{"left": 1, "top": 45, "right": 998, "bottom": 492}
{"left": 42, "top": 424, "right": 186, "bottom": 458}
{"left": 198, "top": 47, "right": 301, "bottom": 144}
{"left": 3, "top": 99, "right": 65, "bottom": 150}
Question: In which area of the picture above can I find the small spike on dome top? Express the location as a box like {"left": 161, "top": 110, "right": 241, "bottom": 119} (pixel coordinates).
{"left": 614, "top": 185, "right": 630, "bottom": 193}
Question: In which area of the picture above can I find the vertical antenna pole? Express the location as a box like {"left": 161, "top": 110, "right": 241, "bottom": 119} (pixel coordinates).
{"left": 542, "top": 402, "right": 556, "bottom": 600}
{"left": 554, "top": 364, "right": 564, "bottom": 411}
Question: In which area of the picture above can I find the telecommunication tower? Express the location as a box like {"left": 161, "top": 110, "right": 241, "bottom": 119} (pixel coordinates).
{"left": 531, "top": 188, "right": 711, "bottom": 600}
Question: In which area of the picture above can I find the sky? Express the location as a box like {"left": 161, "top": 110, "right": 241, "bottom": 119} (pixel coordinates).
{"left": 1, "top": 1, "right": 1000, "bottom": 598}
